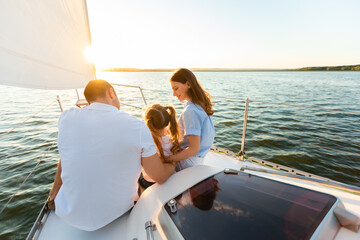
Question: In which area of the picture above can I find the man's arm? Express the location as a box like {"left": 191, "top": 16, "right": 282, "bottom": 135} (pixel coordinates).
{"left": 141, "top": 153, "right": 175, "bottom": 184}
{"left": 49, "top": 159, "right": 62, "bottom": 200}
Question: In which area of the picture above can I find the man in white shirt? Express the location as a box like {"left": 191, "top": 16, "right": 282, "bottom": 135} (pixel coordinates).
{"left": 48, "top": 80, "right": 175, "bottom": 231}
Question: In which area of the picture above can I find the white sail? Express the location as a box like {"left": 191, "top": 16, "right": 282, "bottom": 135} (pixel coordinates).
{"left": 0, "top": 0, "right": 95, "bottom": 90}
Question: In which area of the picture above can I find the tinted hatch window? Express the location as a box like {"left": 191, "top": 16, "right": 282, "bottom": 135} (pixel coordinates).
{"left": 164, "top": 171, "right": 336, "bottom": 240}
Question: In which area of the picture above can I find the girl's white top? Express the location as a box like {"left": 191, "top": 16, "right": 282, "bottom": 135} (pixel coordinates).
{"left": 161, "top": 135, "right": 173, "bottom": 157}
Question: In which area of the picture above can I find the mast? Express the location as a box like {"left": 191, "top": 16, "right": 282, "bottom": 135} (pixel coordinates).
{"left": 83, "top": 0, "right": 97, "bottom": 79}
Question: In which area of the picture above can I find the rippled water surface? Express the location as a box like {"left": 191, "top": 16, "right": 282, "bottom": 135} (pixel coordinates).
{"left": 1, "top": 71, "right": 360, "bottom": 239}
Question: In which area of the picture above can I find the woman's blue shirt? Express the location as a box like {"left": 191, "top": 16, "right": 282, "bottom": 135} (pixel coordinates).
{"left": 179, "top": 101, "right": 215, "bottom": 158}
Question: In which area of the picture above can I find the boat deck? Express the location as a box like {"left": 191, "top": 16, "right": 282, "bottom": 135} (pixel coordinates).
{"left": 35, "top": 151, "right": 360, "bottom": 240}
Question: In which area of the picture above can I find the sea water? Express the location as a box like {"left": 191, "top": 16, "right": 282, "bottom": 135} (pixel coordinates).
{"left": 0, "top": 71, "right": 359, "bottom": 239}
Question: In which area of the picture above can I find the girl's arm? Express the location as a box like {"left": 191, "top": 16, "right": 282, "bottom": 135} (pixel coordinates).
{"left": 166, "top": 135, "right": 200, "bottom": 162}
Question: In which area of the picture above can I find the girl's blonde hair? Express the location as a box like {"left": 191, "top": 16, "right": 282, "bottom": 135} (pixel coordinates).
{"left": 170, "top": 68, "right": 214, "bottom": 116}
{"left": 144, "top": 104, "right": 181, "bottom": 161}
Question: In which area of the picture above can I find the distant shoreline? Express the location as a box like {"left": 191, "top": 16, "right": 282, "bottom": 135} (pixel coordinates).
{"left": 100, "top": 64, "right": 360, "bottom": 72}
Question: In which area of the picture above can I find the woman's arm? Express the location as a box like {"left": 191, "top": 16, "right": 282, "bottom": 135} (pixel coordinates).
{"left": 166, "top": 135, "right": 200, "bottom": 162}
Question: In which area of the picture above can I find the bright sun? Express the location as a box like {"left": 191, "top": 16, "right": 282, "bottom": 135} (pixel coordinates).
{"left": 84, "top": 45, "right": 95, "bottom": 63}
{"left": 83, "top": 45, "right": 111, "bottom": 69}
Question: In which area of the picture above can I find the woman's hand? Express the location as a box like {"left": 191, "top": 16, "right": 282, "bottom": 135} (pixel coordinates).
{"left": 167, "top": 135, "right": 200, "bottom": 162}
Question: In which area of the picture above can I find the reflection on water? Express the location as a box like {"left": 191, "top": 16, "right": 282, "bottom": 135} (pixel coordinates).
{"left": 0, "top": 71, "right": 359, "bottom": 238}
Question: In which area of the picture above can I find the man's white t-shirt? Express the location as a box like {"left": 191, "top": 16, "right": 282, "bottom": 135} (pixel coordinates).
{"left": 55, "top": 103, "right": 156, "bottom": 231}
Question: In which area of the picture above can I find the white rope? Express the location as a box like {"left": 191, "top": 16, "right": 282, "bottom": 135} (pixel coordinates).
{"left": 213, "top": 122, "right": 360, "bottom": 157}
{"left": 141, "top": 88, "right": 170, "bottom": 93}
{"left": 0, "top": 142, "right": 57, "bottom": 216}
{"left": 212, "top": 96, "right": 247, "bottom": 101}
{"left": 117, "top": 88, "right": 360, "bottom": 156}
{"left": 141, "top": 88, "right": 248, "bottom": 102}
{"left": 250, "top": 99, "right": 360, "bottom": 115}
{"left": 0, "top": 99, "right": 55, "bottom": 140}
{"left": 131, "top": 86, "right": 360, "bottom": 114}
{"left": 277, "top": 120, "right": 359, "bottom": 134}
{"left": 258, "top": 132, "right": 360, "bottom": 157}
{"left": 215, "top": 122, "right": 243, "bottom": 132}
{"left": 120, "top": 102, "right": 143, "bottom": 109}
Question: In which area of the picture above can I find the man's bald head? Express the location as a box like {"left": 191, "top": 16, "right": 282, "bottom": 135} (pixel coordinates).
{"left": 84, "top": 80, "right": 120, "bottom": 109}
{"left": 84, "top": 80, "right": 115, "bottom": 103}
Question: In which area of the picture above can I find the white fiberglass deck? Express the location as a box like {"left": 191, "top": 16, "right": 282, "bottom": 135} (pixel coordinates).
{"left": 36, "top": 152, "right": 360, "bottom": 240}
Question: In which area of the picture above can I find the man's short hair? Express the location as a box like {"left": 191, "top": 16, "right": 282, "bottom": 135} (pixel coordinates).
{"left": 84, "top": 79, "right": 114, "bottom": 103}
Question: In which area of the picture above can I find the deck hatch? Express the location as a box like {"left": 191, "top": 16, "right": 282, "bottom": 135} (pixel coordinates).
{"left": 164, "top": 171, "right": 336, "bottom": 240}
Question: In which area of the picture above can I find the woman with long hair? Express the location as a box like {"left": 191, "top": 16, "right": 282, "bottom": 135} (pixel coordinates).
{"left": 166, "top": 68, "right": 215, "bottom": 171}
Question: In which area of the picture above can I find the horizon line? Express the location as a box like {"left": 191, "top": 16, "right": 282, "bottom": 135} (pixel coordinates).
{"left": 98, "top": 64, "right": 360, "bottom": 72}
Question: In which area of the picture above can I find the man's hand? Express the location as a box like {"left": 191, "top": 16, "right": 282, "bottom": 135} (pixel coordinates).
{"left": 49, "top": 188, "right": 58, "bottom": 201}
{"left": 47, "top": 196, "right": 55, "bottom": 211}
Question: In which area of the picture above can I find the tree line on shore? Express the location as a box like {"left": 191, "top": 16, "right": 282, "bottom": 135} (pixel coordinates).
{"left": 297, "top": 64, "right": 360, "bottom": 71}
{"left": 101, "top": 64, "right": 360, "bottom": 72}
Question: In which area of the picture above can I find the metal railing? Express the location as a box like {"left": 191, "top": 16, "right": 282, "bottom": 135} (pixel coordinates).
{"left": 240, "top": 165, "right": 360, "bottom": 195}
{"left": 111, "top": 84, "right": 360, "bottom": 162}
{"left": 112, "top": 83, "right": 147, "bottom": 105}
{"left": 0, "top": 98, "right": 55, "bottom": 140}
{"left": 145, "top": 221, "right": 156, "bottom": 240}
{"left": 0, "top": 84, "right": 359, "bottom": 240}
{"left": 114, "top": 84, "right": 360, "bottom": 157}
{"left": 239, "top": 98, "right": 249, "bottom": 160}
{"left": 56, "top": 86, "right": 360, "bottom": 158}
{"left": 1, "top": 84, "right": 359, "bottom": 218}
{"left": 0, "top": 143, "right": 58, "bottom": 216}
{"left": 26, "top": 202, "right": 50, "bottom": 240}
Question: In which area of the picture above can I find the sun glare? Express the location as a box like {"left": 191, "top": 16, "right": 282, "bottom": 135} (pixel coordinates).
{"left": 84, "top": 45, "right": 95, "bottom": 63}
{"left": 83, "top": 44, "right": 111, "bottom": 69}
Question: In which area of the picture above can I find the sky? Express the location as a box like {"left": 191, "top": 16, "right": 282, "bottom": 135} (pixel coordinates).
{"left": 86, "top": 0, "right": 360, "bottom": 70}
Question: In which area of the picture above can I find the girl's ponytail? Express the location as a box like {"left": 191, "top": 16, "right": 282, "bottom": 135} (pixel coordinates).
{"left": 166, "top": 106, "right": 181, "bottom": 154}
{"left": 144, "top": 104, "right": 181, "bottom": 160}
{"left": 144, "top": 107, "right": 166, "bottom": 162}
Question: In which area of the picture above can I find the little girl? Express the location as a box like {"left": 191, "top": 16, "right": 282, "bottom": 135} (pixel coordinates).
{"left": 138, "top": 104, "right": 181, "bottom": 192}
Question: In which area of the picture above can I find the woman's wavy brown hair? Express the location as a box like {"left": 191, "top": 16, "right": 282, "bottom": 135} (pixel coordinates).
{"left": 170, "top": 68, "right": 214, "bottom": 116}
{"left": 143, "top": 104, "right": 181, "bottom": 161}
